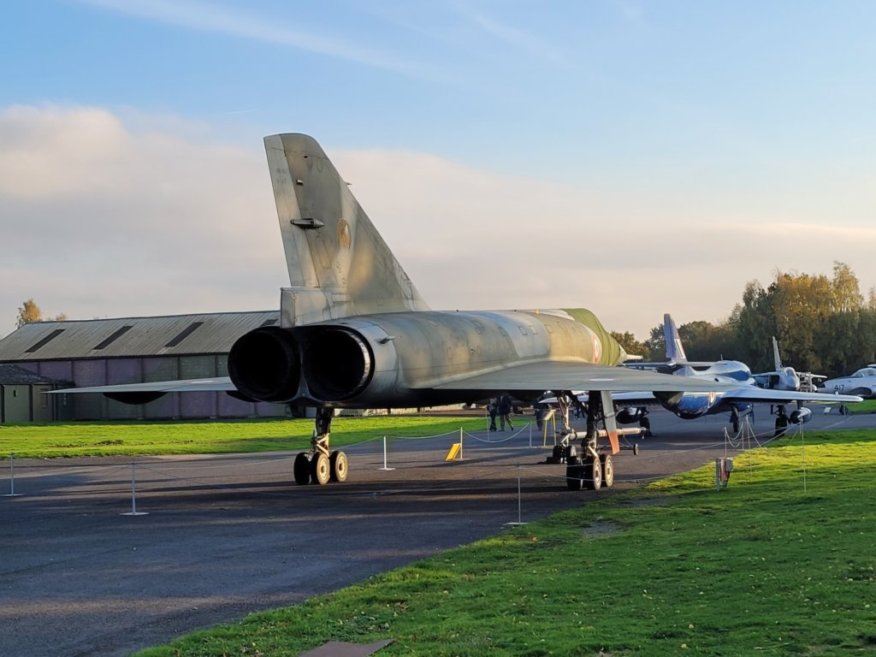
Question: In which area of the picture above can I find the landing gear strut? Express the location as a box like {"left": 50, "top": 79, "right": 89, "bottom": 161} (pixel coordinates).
{"left": 293, "top": 407, "right": 349, "bottom": 485}
{"left": 562, "top": 390, "right": 616, "bottom": 492}
{"left": 774, "top": 405, "right": 789, "bottom": 438}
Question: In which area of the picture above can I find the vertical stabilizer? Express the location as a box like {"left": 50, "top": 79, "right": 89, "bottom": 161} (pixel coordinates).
{"left": 663, "top": 313, "right": 688, "bottom": 364}
{"left": 771, "top": 336, "right": 783, "bottom": 371}
{"left": 264, "top": 133, "right": 429, "bottom": 326}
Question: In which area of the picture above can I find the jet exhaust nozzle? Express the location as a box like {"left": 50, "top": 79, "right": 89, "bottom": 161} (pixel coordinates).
{"left": 302, "top": 327, "right": 373, "bottom": 402}
{"left": 228, "top": 326, "right": 301, "bottom": 402}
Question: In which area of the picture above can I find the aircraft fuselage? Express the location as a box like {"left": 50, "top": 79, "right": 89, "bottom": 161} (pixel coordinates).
{"left": 228, "top": 308, "right": 619, "bottom": 408}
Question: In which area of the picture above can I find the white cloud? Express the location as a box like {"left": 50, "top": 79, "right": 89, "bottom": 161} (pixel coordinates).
{"left": 0, "top": 105, "right": 282, "bottom": 332}
{"left": 333, "top": 149, "right": 876, "bottom": 337}
{"left": 2, "top": 105, "right": 873, "bottom": 339}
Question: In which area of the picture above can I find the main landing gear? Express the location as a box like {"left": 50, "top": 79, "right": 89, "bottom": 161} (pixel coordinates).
{"left": 774, "top": 405, "right": 789, "bottom": 438}
{"left": 564, "top": 446, "right": 615, "bottom": 491}
{"left": 546, "top": 390, "right": 618, "bottom": 491}
{"left": 293, "top": 407, "right": 349, "bottom": 485}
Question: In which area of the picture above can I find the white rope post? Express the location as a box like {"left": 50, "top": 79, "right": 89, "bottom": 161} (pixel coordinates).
{"left": 4, "top": 453, "right": 22, "bottom": 497}
{"left": 801, "top": 430, "right": 807, "bottom": 494}
{"left": 517, "top": 465, "right": 523, "bottom": 524}
{"left": 121, "top": 461, "right": 148, "bottom": 516}
{"left": 459, "top": 427, "right": 464, "bottom": 460}
{"left": 379, "top": 435, "right": 394, "bottom": 471}
{"left": 505, "top": 465, "right": 527, "bottom": 527}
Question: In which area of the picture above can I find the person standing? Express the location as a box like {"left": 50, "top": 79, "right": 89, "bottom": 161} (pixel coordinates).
{"left": 498, "top": 393, "right": 513, "bottom": 431}
{"left": 487, "top": 398, "right": 498, "bottom": 431}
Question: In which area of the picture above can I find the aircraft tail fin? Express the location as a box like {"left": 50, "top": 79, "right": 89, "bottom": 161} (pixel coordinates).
{"left": 772, "top": 336, "right": 783, "bottom": 371}
{"left": 264, "top": 133, "right": 429, "bottom": 326}
{"left": 663, "top": 313, "right": 688, "bottom": 364}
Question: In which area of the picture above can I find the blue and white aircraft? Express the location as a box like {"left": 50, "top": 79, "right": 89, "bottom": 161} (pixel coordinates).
{"left": 613, "top": 315, "right": 860, "bottom": 436}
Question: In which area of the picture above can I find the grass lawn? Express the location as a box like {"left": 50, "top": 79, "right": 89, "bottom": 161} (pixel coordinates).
{"left": 0, "top": 415, "right": 488, "bottom": 459}
{"left": 128, "top": 427, "right": 876, "bottom": 657}
{"left": 850, "top": 398, "right": 876, "bottom": 414}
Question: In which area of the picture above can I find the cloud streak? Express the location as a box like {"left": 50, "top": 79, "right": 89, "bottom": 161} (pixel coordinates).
{"left": 78, "top": 0, "right": 421, "bottom": 76}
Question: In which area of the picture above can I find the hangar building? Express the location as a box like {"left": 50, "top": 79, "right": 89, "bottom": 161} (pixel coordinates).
{"left": 0, "top": 311, "right": 288, "bottom": 422}
{"left": 0, "top": 363, "right": 56, "bottom": 423}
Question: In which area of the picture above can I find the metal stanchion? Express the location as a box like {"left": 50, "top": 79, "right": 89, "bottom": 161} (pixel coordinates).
{"left": 4, "top": 453, "right": 22, "bottom": 497}
{"left": 505, "top": 465, "right": 526, "bottom": 526}
{"left": 121, "top": 461, "right": 148, "bottom": 516}
{"left": 378, "top": 436, "right": 395, "bottom": 471}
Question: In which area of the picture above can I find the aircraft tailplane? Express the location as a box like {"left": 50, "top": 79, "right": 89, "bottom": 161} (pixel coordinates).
{"left": 264, "top": 133, "right": 429, "bottom": 326}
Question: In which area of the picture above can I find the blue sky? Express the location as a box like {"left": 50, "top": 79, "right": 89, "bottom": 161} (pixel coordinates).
{"left": 2, "top": 1, "right": 875, "bottom": 339}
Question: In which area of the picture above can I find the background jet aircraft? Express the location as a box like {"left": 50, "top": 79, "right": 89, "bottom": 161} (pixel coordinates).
{"left": 611, "top": 314, "right": 860, "bottom": 435}
{"left": 752, "top": 336, "right": 826, "bottom": 392}
{"left": 51, "top": 135, "right": 858, "bottom": 488}
{"left": 819, "top": 365, "right": 876, "bottom": 398}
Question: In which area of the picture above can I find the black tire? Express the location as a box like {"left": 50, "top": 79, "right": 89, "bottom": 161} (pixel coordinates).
{"left": 585, "top": 457, "right": 602, "bottom": 491}
{"left": 633, "top": 443, "right": 640, "bottom": 456}
{"left": 774, "top": 416, "right": 788, "bottom": 438}
{"left": 310, "top": 452, "right": 330, "bottom": 485}
{"left": 601, "top": 454, "right": 615, "bottom": 488}
{"left": 566, "top": 464, "right": 584, "bottom": 491}
{"left": 329, "top": 450, "right": 349, "bottom": 483}
{"left": 293, "top": 452, "right": 310, "bottom": 485}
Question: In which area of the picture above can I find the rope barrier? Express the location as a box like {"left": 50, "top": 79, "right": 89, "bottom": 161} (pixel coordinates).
{"left": 2, "top": 410, "right": 866, "bottom": 513}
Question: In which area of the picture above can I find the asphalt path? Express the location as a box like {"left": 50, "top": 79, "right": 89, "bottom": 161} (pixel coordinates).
{"left": 1, "top": 407, "right": 872, "bottom": 657}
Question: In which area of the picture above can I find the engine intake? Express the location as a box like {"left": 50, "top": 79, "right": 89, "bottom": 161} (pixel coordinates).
{"left": 228, "top": 326, "right": 301, "bottom": 402}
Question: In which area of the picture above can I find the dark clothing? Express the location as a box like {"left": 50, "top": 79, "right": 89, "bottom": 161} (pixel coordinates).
{"left": 498, "top": 394, "right": 513, "bottom": 430}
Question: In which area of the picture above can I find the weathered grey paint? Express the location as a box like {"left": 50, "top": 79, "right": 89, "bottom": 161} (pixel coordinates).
{"left": 266, "top": 133, "right": 429, "bottom": 326}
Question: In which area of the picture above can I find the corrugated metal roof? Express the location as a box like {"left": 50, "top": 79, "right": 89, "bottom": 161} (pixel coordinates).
{"left": 0, "top": 311, "right": 280, "bottom": 361}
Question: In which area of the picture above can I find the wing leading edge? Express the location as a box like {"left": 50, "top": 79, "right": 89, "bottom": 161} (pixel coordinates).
{"left": 427, "top": 362, "right": 730, "bottom": 393}
{"left": 48, "top": 377, "right": 236, "bottom": 395}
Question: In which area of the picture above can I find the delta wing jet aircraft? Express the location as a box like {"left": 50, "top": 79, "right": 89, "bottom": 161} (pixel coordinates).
{"left": 51, "top": 135, "right": 859, "bottom": 489}
{"left": 752, "top": 337, "right": 825, "bottom": 393}
{"left": 613, "top": 314, "right": 860, "bottom": 435}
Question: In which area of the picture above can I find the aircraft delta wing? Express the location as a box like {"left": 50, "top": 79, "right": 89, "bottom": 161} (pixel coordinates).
{"left": 51, "top": 134, "right": 782, "bottom": 491}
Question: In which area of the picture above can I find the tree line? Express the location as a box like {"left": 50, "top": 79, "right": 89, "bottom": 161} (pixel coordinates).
{"left": 611, "top": 262, "right": 876, "bottom": 378}
{"left": 15, "top": 263, "right": 876, "bottom": 379}
{"left": 15, "top": 299, "right": 66, "bottom": 328}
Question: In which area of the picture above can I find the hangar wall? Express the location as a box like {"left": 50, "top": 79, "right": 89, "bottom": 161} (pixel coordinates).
{"left": 0, "top": 364, "right": 58, "bottom": 424}
{"left": 0, "top": 312, "right": 290, "bottom": 422}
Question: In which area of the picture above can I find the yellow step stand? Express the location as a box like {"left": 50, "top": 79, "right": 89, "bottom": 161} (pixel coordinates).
{"left": 445, "top": 442, "right": 462, "bottom": 461}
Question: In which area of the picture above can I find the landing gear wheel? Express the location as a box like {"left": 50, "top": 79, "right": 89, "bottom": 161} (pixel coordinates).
{"left": 633, "top": 443, "right": 640, "bottom": 456}
{"left": 310, "top": 452, "right": 330, "bottom": 485}
{"left": 329, "top": 450, "right": 348, "bottom": 483}
{"left": 293, "top": 452, "right": 310, "bottom": 485}
{"left": 601, "top": 454, "right": 615, "bottom": 488}
{"left": 566, "top": 464, "right": 584, "bottom": 491}
{"left": 585, "top": 457, "right": 603, "bottom": 491}
{"left": 774, "top": 416, "right": 788, "bottom": 438}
